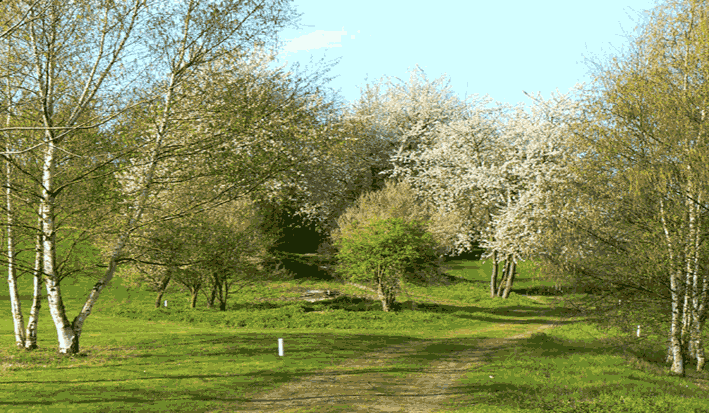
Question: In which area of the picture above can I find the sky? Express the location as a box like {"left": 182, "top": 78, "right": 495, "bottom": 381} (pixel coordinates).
{"left": 272, "top": 0, "right": 658, "bottom": 108}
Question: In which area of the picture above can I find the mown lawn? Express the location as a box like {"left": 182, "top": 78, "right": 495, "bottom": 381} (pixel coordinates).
{"left": 0, "top": 257, "right": 706, "bottom": 412}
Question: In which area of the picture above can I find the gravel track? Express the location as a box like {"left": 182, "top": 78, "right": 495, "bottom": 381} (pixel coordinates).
{"left": 236, "top": 296, "right": 560, "bottom": 412}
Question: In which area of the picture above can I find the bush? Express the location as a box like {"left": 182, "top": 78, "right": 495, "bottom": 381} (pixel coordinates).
{"left": 335, "top": 217, "right": 446, "bottom": 312}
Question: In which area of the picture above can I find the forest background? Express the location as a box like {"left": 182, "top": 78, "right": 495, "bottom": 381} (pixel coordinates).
{"left": 0, "top": 0, "right": 707, "bottom": 378}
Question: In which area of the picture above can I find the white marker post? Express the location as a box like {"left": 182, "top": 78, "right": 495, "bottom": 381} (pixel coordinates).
{"left": 637, "top": 325, "right": 641, "bottom": 338}
{"left": 278, "top": 338, "right": 284, "bottom": 356}
{"left": 164, "top": 300, "right": 168, "bottom": 307}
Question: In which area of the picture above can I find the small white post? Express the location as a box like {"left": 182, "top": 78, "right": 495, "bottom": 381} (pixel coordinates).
{"left": 278, "top": 338, "right": 284, "bottom": 356}
{"left": 164, "top": 300, "right": 168, "bottom": 307}
{"left": 636, "top": 325, "right": 641, "bottom": 337}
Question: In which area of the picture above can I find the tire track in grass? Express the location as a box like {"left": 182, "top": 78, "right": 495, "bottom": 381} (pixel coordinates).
{"left": 236, "top": 296, "right": 562, "bottom": 413}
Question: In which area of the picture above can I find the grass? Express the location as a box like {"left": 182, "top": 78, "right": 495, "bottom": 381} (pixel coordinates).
{"left": 0, "top": 256, "right": 706, "bottom": 412}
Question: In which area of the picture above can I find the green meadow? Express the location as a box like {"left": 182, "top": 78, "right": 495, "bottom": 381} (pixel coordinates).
{"left": 0, "top": 257, "right": 707, "bottom": 412}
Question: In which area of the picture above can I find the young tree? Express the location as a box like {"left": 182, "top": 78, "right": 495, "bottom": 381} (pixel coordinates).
{"left": 335, "top": 217, "right": 443, "bottom": 312}
{"left": 329, "top": 179, "right": 463, "bottom": 259}
{"left": 127, "top": 197, "right": 277, "bottom": 310}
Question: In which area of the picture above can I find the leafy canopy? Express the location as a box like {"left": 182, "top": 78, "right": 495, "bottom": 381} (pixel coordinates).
{"left": 335, "top": 217, "right": 442, "bottom": 286}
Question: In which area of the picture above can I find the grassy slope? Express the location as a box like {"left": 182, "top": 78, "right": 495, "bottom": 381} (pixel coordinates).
{"left": 0, "top": 258, "right": 706, "bottom": 412}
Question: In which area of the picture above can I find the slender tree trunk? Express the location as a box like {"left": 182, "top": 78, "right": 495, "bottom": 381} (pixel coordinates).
{"left": 377, "top": 266, "right": 396, "bottom": 312}
{"left": 190, "top": 287, "right": 199, "bottom": 308}
{"left": 660, "top": 198, "right": 685, "bottom": 376}
{"left": 41, "top": 135, "right": 80, "bottom": 354}
{"left": 4, "top": 49, "right": 25, "bottom": 349}
{"left": 6, "top": 148, "right": 25, "bottom": 349}
{"left": 154, "top": 269, "right": 172, "bottom": 308}
{"left": 497, "top": 257, "right": 511, "bottom": 297}
{"left": 689, "top": 190, "right": 705, "bottom": 371}
{"left": 681, "top": 285, "right": 692, "bottom": 362}
{"left": 24, "top": 227, "right": 43, "bottom": 350}
{"left": 207, "top": 273, "right": 218, "bottom": 308}
{"left": 502, "top": 257, "right": 517, "bottom": 299}
{"left": 69, "top": 66, "right": 178, "bottom": 353}
{"left": 669, "top": 293, "right": 685, "bottom": 376}
{"left": 695, "top": 256, "right": 709, "bottom": 371}
{"left": 215, "top": 276, "right": 224, "bottom": 310}
{"left": 490, "top": 250, "right": 499, "bottom": 298}
{"left": 220, "top": 280, "right": 229, "bottom": 311}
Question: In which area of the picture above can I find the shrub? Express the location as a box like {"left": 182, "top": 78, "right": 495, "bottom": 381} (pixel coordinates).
{"left": 335, "top": 217, "right": 446, "bottom": 312}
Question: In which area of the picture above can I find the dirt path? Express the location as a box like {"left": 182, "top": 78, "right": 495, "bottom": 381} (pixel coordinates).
{"left": 236, "top": 297, "right": 562, "bottom": 413}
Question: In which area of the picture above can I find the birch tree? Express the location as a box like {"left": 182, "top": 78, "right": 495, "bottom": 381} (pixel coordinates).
{"left": 556, "top": 0, "right": 709, "bottom": 376}
{"left": 3, "top": 0, "right": 299, "bottom": 354}
{"left": 68, "top": 0, "right": 299, "bottom": 354}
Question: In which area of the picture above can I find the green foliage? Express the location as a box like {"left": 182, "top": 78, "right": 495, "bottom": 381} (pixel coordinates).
{"left": 336, "top": 217, "right": 441, "bottom": 284}
{"left": 329, "top": 179, "right": 463, "bottom": 256}
{"left": 335, "top": 216, "right": 446, "bottom": 311}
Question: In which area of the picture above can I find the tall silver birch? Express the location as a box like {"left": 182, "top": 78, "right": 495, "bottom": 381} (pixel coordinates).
{"left": 21, "top": 0, "right": 146, "bottom": 353}
{"left": 4, "top": 36, "right": 25, "bottom": 349}
{"left": 24, "top": 224, "right": 42, "bottom": 350}
{"left": 661, "top": 198, "right": 684, "bottom": 376}
{"left": 61, "top": 0, "right": 298, "bottom": 353}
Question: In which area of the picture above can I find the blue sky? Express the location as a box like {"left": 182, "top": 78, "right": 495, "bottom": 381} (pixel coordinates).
{"left": 273, "top": 0, "right": 658, "bottom": 108}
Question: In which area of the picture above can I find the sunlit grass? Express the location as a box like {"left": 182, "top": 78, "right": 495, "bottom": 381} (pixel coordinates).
{"left": 443, "top": 322, "right": 709, "bottom": 412}
{"left": 0, "top": 257, "right": 706, "bottom": 412}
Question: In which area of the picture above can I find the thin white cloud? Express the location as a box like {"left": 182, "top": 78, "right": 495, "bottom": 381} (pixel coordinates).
{"left": 283, "top": 27, "right": 348, "bottom": 53}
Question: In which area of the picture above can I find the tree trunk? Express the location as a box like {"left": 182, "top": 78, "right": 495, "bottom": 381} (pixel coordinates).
{"left": 377, "top": 270, "right": 397, "bottom": 312}
{"left": 669, "top": 268, "right": 685, "bottom": 376}
{"left": 41, "top": 136, "right": 79, "bottom": 354}
{"left": 220, "top": 280, "right": 229, "bottom": 311}
{"left": 24, "top": 229, "right": 43, "bottom": 350}
{"left": 207, "top": 274, "right": 218, "bottom": 308}
{"left": 190, "top": 287, "right": 199, "bottom": 308}
{"left": 154, "top": 270, "right": 172, "bottom": 308}
{"left": 6, "top": 202, "right": 26, "bottom": 348}
{"left": 689, "top": 190, "right": 705, "bottom": 371}
{"left": 214, "top": 276, "right": 225, "bottom": 311}
{"left": 46, "top": 276, "right": 79, "bottom": 354}
{"left": 502, "top": 258, "right": 517, "bottom": 299}
{"left": 4, "top": 37, "right": 26, "bottom": 350}
{"left": 661, "top": 198, "right": 685, "bottom": 376}
{"left": 490, "top": 250, "right": 499, "bottom": 298}
{"left": 68, "top": 64, "right": 175, "bottom": 352}
{"left": 497, "top": 256, "right": 511, "bottom": 297}
{"left": 695, "top": 261, "right": 709, "bottom": 371}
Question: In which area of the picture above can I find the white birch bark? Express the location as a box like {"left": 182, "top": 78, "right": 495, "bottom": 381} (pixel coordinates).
{"left": 660, "top": 198, "right": 684, "bottom": 376}
{"left": 41, "top": 135, "right": 79, "bottom": 353}
{"left": 23, "top": 0, "right": 143, "bottom": 353}
{"left": 5, "top": 94, "right": 25, "bottom": 349}
{"left": 6, "top": 163, "right": 25, "bottom": 349}
{"left": 24, "top": 226, "right": 42, "bottom": 350}
{"left": 690, "top": 191, "right": 705, "bottom": 371}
